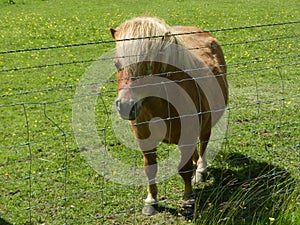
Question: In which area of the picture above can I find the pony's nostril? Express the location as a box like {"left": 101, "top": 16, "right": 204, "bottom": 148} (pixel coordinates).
{"left": 115, "top": 99, "right": 141, "bottom": 120}
{"left": 116, "top": 99, "right": 121, "bottom": 112}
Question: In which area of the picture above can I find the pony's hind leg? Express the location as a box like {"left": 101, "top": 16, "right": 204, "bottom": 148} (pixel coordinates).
{"left": 142, "top": 149, "right": 158, "bottom": 216}
{"left": 193, "top": 131, "right": 210, "bottom": 184}
{"left": 192, "top": 148, "right": 199, "bottom": 167}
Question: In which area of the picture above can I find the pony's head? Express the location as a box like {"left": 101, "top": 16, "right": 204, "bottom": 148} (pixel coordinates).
{"left": 111, "top": 17, "right": 179, "bottom": 120}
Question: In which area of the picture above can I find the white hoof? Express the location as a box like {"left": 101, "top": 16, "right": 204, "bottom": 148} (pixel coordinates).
{"left": 143, "top": 197, "right": 158, "bottom": 216}
{"left": 142, "top": 205, "right": 158, "bottom": 216}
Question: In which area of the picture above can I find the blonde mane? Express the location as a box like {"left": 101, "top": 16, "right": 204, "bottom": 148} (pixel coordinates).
{"left": 114, "top": 17, "right": 204, "bottom": 77}
{"left": 115, "top": 17, "right": 172, "bottom": 40}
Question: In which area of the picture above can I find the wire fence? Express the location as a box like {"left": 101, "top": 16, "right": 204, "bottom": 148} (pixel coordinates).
{"left": 0, "top": 21, "right": 299, "bottom": 224}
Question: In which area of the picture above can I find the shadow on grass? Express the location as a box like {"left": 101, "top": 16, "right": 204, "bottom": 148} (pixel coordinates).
{"left": 193, "top": 152, "right": 296, "bottom": 225}
{"left": 157, "top": 152, "right": 296, "bottom": 225}
{"left": 0, "top": 218, "right": 12, "bottom": 225}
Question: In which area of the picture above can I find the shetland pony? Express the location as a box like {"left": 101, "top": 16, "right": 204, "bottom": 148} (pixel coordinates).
{"left": 110, "top": 17, "right": 228, "bottom": 216}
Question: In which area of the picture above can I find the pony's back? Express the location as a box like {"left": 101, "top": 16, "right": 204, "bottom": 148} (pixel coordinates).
{"left": 170, "top": 26, "right": 228, "bottom": 105}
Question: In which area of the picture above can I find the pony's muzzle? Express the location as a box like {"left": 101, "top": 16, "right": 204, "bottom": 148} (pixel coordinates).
{"left": 115, "top": 99, "right": 141, "bottom": 120}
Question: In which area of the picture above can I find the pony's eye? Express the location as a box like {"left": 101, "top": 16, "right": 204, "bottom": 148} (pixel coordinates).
{"left": 114, "top": 61, "right": 123, "bottom": 71}
{"left": 130, "top": 77, "right": 138, "bottom": 81}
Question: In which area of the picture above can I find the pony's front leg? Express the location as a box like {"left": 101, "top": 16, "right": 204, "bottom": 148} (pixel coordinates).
{"left": 178, "top": 146, "right": 195, "bottom": 218}
{"left": 142, "top": 149, "right": 158, "bottom": 216}
{"left": 178, "top": 148, "right": 194, "bottom": 200}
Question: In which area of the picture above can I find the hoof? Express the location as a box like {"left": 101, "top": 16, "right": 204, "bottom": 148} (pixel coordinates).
{"left": 179, "top": 199, "right": 195, "bottom": 220}
{"left": 142, "top": 204, "right": 158, "bottom": 216}
{"left": 192, "top": 171, "right": 207, "bottom": 184}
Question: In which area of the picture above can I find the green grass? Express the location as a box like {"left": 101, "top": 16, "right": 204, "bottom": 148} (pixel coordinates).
{"left": 0, "top": 0, "right": 299, "bottom": 224}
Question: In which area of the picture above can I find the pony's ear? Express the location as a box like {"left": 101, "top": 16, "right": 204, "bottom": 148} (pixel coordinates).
{"left": 110, "top": 28, "right": 117, "bottom": 39}
{"left": 163, "top": 31, "right": 178, "bottom": 45}
{"left": 162, "top": 31, "right": 172, "bottom": 42}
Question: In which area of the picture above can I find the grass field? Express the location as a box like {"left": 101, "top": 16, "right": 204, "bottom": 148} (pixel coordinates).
{"left": 0, "top": 0, "right": 299, "bottom": 224}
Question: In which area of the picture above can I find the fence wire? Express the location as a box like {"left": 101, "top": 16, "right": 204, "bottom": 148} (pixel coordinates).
{"left": 0, "top": 21, "right": 299, "bottom": 225}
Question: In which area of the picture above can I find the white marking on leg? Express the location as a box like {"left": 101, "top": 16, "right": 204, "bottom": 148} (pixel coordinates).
{"left": 192, "top": 151, "right": 208, "bottom": 184}
{"left": 144, "top": 193, "right": 157, "bottom": 205}
{"left": 197, "top": 151, "right": 207, "bottom": 173}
